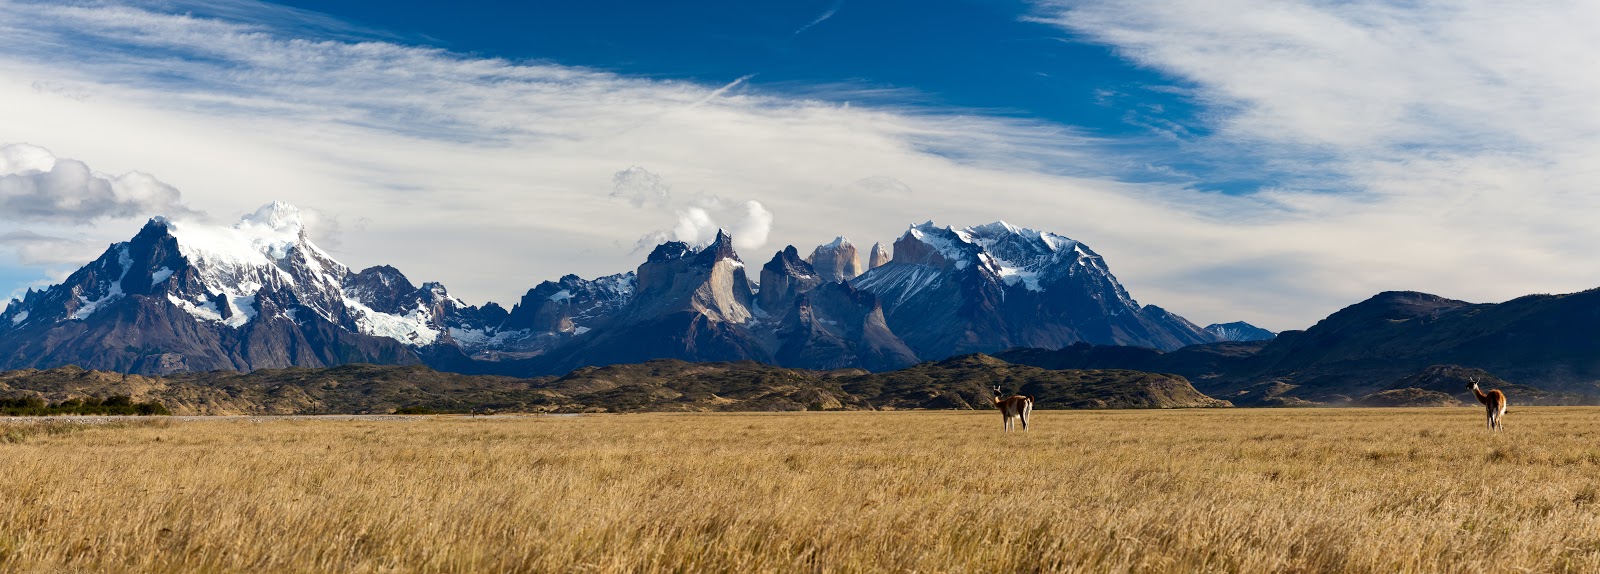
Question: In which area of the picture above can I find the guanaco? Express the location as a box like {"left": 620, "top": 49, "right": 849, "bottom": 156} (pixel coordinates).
{"left": 991, "top": 385, "right": 1034, "bottom": 432}
{"left": 1467, "top": 377, "right": 1507, "bottom": 431}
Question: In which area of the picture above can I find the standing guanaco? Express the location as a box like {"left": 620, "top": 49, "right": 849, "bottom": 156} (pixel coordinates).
{"left": 1467, "top": 377, "right": 1507, "bottom": 431}
{"left": 991, "top": 385, "right": 1034, "bottom": 432}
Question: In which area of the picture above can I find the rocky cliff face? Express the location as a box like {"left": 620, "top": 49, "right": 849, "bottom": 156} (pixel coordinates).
{"left": 807, "top": 237, "right": 862, "bottom": 283}
{"left": 629, "top": 231, "right": 755, "bottom": 323}
{"left": 775, "top": 281, "right": 917, "bottom": 372}
{"left": 756, "top": 246, "right": 821, "bottom": 316}
{"left": 867, "top": 242, "right": 891, "bottom": 270}
{"left": 529, "top": 231, "right": 768, "bottom": 373}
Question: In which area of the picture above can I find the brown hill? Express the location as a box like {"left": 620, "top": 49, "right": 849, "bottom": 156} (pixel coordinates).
{"left": 0, "top": 355, "right": 1228, "bottom": 415}
{"left": 1353, "top": 388, "right": 1463, "bottom": 408}
{"left": 840, "top": 354, "right": 1229, "bottom": 410}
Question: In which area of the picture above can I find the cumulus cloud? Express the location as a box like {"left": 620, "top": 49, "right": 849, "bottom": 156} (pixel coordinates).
{"left": 613, "top": 168, "right": 774, "bottom": 255}
{"left": 608, "top": 166, "right": 671, "bottom": 207}
{"left": 0, "top": 143, "right": 202, "bottom": 224}
{"left": 635, "top": 196, "right": 776, "bottom": 254}
{"left": 725, "top": 200, "right": 773, "bottom": 252}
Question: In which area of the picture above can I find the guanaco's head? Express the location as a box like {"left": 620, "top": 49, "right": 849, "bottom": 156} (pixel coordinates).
{"left": 991, "top": 385, "right": 1004, "bottom": 398}
{"left": 1465, "top": 377, "right": 1480, "bottom": 392}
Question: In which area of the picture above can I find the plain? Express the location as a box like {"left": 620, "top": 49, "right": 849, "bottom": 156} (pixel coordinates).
{"left": 2, "top": 408, "right": 1599, "bottom": 573}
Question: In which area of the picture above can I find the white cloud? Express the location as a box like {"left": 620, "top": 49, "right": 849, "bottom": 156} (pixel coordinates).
{"left": 609, "top": 166, "right": 671, "bottom": 208}
{"left": 636, "top": 196, "right": 775, "bottom": 254}
{"left": 0, "top": 143, "right": 202, "bottom": 224}
{"left": 1, "top": 0, "right": 1597, "bottom": 332}
{"left": 795, "top": 0, "right": 843, "bottom": 35}
{"left": 1017, "top": 0, "right": 1600, "bottom": 327}
{"left": 727, "top": 200, "right": 774, "bottom": 252}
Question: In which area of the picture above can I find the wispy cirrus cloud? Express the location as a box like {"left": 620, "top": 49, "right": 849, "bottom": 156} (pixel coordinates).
{"left": 795, "top": 0, "right": 844, "bottom": 35}
{"left": 2, "top": 0, "right": 1598, "bottom": 332}
{"left": 1021, "top": 0, "right": 1600, "bottom": 323}
{"left": 0, "top": 0, "right": 1127, "bottom": 316}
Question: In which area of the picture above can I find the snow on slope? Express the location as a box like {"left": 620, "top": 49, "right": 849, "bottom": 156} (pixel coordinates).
{"left": 159, "top": 202, "right": 441, "bottom": 345}
{"left": 883, "top": 220, "right": 1112, "bottom": 293}
{"left": 70, "top": 246, "right": 133, "bottom": 320}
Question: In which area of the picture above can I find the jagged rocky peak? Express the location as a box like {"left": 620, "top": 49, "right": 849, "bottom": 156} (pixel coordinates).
{"left": 345, "top": 265, "right": 418, "bottom": 314}
{"left": 498, "top": 272, "right": 636, "bottom": 336}
{"left": 637, "top": 241, "right": 693, "bottom": 295}
{"left": 868, "top": 242, "right": 891, "bottom": 270}
{"left": 1205, "top": 321, "right": 1276, "bottom": 342}
{"left": 758, "top": 246, "right": 821, "bottom": 315}
{"left": 632, "top": 229, "right": 754, "bottom": 324}
{"left": 890, "top": 221, "right": 983, "bottom": 268}
{"left": 696, "top": 229, "right": 741, "bottom": 265}
{"left": 807, "top": 236, "right": 862, "bottom": 283}
{"left": 417, "top": 282, "right": 463, "bottom": 306}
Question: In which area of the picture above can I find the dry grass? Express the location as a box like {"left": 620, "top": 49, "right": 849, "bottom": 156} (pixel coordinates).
{"left": 3, "top": 408, "right": 1600, "bottom": 573}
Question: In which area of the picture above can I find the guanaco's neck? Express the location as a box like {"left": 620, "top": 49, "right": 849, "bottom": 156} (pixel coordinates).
{"left": 1471, "top": 386, "right": 1492, "bottom": 406}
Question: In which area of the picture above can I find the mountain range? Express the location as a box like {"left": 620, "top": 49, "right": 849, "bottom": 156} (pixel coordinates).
{"left": 7, "top": 201, "right": 1600, "bottom": 407}
{"left": 997, "top": 290, "right": 1600, "bottom": 405}
{"left": 0, "top": 203, "right": 1256, "bottom": 378}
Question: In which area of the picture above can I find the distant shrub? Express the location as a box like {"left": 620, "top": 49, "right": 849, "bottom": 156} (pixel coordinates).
{"left": 0, "top": 395, "right": 171, "bottom": 416}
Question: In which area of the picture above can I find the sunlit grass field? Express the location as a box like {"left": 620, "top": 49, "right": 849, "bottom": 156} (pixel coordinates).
{"left": 3, "top": 408, "right": 1600, "bottom": 573}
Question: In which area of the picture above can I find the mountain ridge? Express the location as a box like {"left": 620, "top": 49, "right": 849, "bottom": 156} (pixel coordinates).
{"left": 0, "top": 204, "right": 1222, "bottom": 377}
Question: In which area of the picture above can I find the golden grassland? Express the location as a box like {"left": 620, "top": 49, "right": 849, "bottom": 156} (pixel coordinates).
{"left": 3, "top": 408, "right": 1600, "bottom": 573}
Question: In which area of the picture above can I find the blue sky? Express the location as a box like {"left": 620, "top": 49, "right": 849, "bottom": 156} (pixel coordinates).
{"left": 241, "top": 0, "right": 1239, "bottom": 188}
{"left": 3, "top": 0, "right": 1600, "bottom": 331}
{"left": 267, "top": 0, "right": 1179, "bottom": 129}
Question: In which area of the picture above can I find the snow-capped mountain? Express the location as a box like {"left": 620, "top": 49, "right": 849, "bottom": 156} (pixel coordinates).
{"left": 0, "top": 203, "right": 426, "bottom": 373}
{"left": 851, "top": 221, "right": 1218, "bottom": 358}
{"left": 458, "top": 272, "right": 634, "bottom": 360}
{"left": 0, "top": 205, "right": 1219, "bottom": 376}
